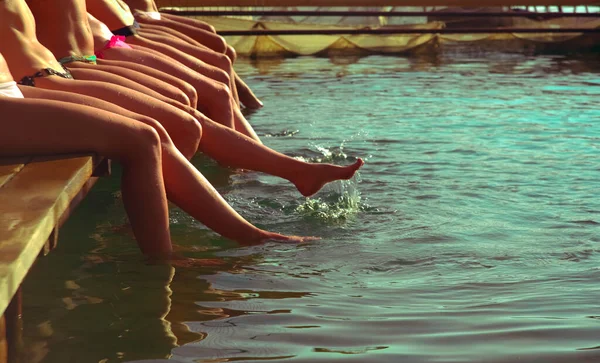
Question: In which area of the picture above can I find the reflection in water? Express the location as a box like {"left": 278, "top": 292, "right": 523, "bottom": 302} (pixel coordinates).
{"left": 249, "top": 57, "right": 286, "bottom": 75}
{"left": 22, "top": 259, "right": 177, "bottom": 362}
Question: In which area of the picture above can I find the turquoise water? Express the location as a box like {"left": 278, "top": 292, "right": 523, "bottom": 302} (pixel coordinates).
{"left": 21, "top": 54, "right": 600, "bottom": 363}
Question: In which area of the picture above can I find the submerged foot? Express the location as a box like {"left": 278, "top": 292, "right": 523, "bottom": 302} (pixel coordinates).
{"left": 294, "top": 158, "right": 364, "bottom": 197}
{"left": 265, "top": 233, "right": 321, "bottom": 244}
{"left": 237, "top": 82, "right": 263, "bottom": 109}
{"left": 239, "top": 231, "right": 321, "bottom": 246}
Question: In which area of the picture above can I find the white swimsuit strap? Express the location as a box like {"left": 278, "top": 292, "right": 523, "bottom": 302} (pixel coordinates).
{"left": 0, "top": 81, "right": 24, "bottom": 98}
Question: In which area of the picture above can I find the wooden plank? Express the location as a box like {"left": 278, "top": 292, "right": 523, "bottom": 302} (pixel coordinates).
{"left": 157, "top": 0, "right": 600, "bottom": 8}
{"left": 0, "top": 157, "right": 31, "bottom": 190}
{"left": 0, "top": 156, "right": 95, "bottom": 316}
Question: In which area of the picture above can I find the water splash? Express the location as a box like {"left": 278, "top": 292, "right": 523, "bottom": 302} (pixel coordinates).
{"left": 295, "top": 144, "right": 350, "bottom": 164}
{"left": 295, "top": 179, "right": 363, "bottom": 222}
{"left": 264, "top": 129, "right": 300, "bottom": 137}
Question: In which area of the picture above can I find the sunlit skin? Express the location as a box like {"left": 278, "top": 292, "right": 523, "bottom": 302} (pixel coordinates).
{"left": 0, "top": 51, "right": 174, "bottom": 255}
{"left": 0, "top": 1, "right": 367, "bottom": 255}
{"left": 26, "top": 0, "right": 201, "bottom": 112}
{"left": 11, "top": 0, "right": 365, "bottom": 197}
{"left": 25, "top": 0, "right": 194, "bottom": 108}
{"left": 124, "top": 0, "right": 264, "bottom": 109}
{"left": 1, "top": 0, "right": 366, "bottom": 248}
{"left": 85, "top": 12, "right": 258, "bottom": 141}
{"left": 0, "top": 52, "right": 323, "bottom": 256}
{"left": 86, "top": 0, "right": 239, "bottom": 103}
{"left": 85, "top": 0, "right": 262, "bottom": 138}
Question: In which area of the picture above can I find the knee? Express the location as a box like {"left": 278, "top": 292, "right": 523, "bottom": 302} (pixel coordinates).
{"left": 182, "top": 82, "right": 198, "bottom": 108}
{"left": 209, "top": 82, "right": 232, "bottom": 106}
{"left": 212, "top": 68, "right": 231, "bottom": 87}
{"left": 141, "top": 117, "right": 172, "bottom": 143}
{"left": 212, "top": 35, "right": 228, "bottom": 54}
{"left": 174, "top": 113, "right": 202, "bottom": 159}
{"left": 226, "top": 45, "right": 237, "bottom": 63}
{"left": 126, "top": 124, "right": 162, "bottom": 163}
{"left": 206, "top": 24, "right": 217, "bottom": 34}
{"left": 215, "top": 53, "right": 233, "bottom": 73}
{"left": 172, "top": 89, "right": 191, "bottom": 107}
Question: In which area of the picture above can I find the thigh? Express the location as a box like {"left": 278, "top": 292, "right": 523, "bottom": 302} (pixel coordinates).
{"left": 18, "top": 85, "right": 174, "bottom": 143}
{"left": 70, "top": 62, "right": 190, "bottom": 106}
{"left": 96, "top": 58, "right": 197, "bottom": 103}
{"left": 154, "top": 17, "right": 227, "bottom": 53}
{"left": 33, "top": 75, "right": 198, "bottom": 143}
{"left": 101, "top": 46, "right": 227, "bottom": 106}
{"left": 65, "top": 63, "right": 170, "bottom": 103}
{"left": 100, "top": 45, "right": 198, "bottom": 83}
{"left": 98, "top": 45, "right": 230, "bottom": 117}
{"left": 139, "top": 30, "right": 229, "bottom": 71}
{"left": 126, "top": 35, "right": 229, "bottom": 84}
{"left": 139, "top": 24, "right": 205, "bottom": 48}
{"left": 0, "top": 97, "right": 151, "bottom": 159}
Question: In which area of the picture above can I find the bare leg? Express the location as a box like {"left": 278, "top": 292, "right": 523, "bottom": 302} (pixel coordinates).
{"left": 136, "top": 13, "right": 228, "bottom": 53}
{"left": 65, "top": 64, "right": 190, "bottom": 112}
{"left": 136, "top": 23, "right": 238, "bottom": 67}
{"left": 234, "top": 73, "right": 263, "bottom": 109}
{"left": 100, "top": 45, "right": 261, "bottom": 141}
{"left": 191, "top": 111, "right": 365, "bottom": 197}
{"left": 138, "top": 22, "right": 205, "bottom": 47}
{"left": 127, "top": 34, "right": 233, "bottom": 95}
{"left": 20, "top": 86, "right": 363, "bottom": 197}
{"left": 137, "top": 28, "right": 240, "bottom": 106}
{"left": 34, "top": 75, "right": 202, "bottom": 159}
{"left": 96, "top": 58, "right": 198, "bottom": 108}
{"left": 125, "top": 36, "right": 253, "bottom": 127}
{"left": 49, "top": 68, "right": 359, "bottom": 196}
{"left": 0, "top": 97, "right": 171, "bottom": 256}
{"left": 15, "top": 88, "right": 317, "bottom": 244}
{"left": 66, "top": 61, "right": 191, "bottom": 107}
{"left": 137, "top": 21, "right": 263, "bottom": 109}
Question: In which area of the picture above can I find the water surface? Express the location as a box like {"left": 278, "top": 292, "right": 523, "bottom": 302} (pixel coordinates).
{"left": 22, "top": 53, "right": 600, "bottom": 363}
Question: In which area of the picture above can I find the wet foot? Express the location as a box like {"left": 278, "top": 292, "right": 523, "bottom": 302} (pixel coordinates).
{"left": 236, "top": 80, "right": 263, "bottom": 109}
{"left": 294, "top": 158, "right": 364, "bottom": 197}
{"left": 263, "top": 233, "right": 321, "bottom": 244}
{"left": 238, "top": 231, "right": 321, "bottom": 246}
{"left": 241, "top": 95, "right": 263, "bottom": 110}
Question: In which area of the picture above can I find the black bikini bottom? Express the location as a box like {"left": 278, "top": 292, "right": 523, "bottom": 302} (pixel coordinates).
{"left": 18, "top": 65, "right": 74, "bottom": 87}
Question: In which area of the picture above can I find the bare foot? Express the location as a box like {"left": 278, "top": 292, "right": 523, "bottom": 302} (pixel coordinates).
{"left": 265, "top": 232, "right": 321, "bottom": 244}
{"left": 169, "top": 257, "right": 227, "bottom": 268}
{"left": 293, "top": 158, "right": 364, "bottom": 197}
{"left": 239, "top": 231, "right": 321, "bottom": 246}
{"left": 236, "top": 78, "right": 263, "bottom": 109}
{"left": 147, "top": 252, "right": 227, "bottom": 267}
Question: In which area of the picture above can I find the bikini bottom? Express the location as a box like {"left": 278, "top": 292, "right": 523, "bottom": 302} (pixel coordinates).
{"left": 95, "top": 35, "right": 133, "bottom": 59}
{"left": 17, "top": 65, "right": 74, "bottom": 87}
{"left": 111, "top": 20, "right": 140, "bottom": 37}
{"left": 58, "top": 55, "right": 98, "bottom": 65}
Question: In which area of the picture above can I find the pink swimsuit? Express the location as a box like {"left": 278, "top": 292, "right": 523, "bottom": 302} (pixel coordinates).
{"left": 95, "top": 35, "right": 133, "bottom": 59}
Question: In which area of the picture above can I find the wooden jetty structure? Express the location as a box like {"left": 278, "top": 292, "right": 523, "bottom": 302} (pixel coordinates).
{"left": 0, "top": 155, "right": 109, "bottom": 362}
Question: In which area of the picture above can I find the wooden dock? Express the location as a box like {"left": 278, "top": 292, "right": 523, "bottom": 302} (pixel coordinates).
{"left": 0, "top": 154, "right": 109, "bottom": 362}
